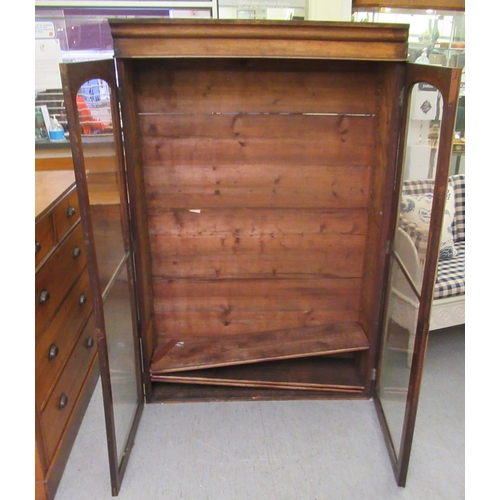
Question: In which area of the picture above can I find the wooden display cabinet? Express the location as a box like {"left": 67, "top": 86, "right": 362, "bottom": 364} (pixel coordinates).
{"left": 60, "top": 19, "right": 461, "bottom": 495}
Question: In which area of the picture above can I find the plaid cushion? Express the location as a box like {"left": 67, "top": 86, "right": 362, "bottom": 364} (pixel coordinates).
{"left": 434, "top": 241, "right": 465, "bottom": 299}
{"left": 400, "top": 178, "right": 434, "bottom": 261}
{"left": 400, "top": 176, "right": 465, "bottom": 300}
{"left": 401, "top": 175, "right": 465, "bottom": 244}
{"left": 402, "top": 178, "right": 435, "bottom": 197}
{"left": 449, "top": 174, "right": 465, "bottom": 241}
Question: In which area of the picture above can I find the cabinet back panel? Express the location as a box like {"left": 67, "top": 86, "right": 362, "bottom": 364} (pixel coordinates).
{"left": 135, "top": 59, "right": 377, "bottom": 340}
{"left": 144, "top": 164, "right": 371, "bottom": 209}
{"left": 134, "top": 59, "right": 378, "bottom": 115}
{"left": 149, "top": 209, "right": 366, "bottom": 280}
{"left": 153, "top": 278, "right": 361, "bottom": 339}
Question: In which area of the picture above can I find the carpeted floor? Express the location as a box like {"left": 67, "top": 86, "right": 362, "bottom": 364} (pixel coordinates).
{"left": 55, "top": 325, "right": 465, "bottom": 500}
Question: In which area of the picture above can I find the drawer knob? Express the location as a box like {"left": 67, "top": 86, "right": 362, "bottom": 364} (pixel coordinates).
{"left": 58, "top": 393, "right": 69, "bottom": 410}
{"left": 85, "top": 336, "right": 94, "bottom": 349}
{"left": 72, "top": 246, "right": 82, "bottom": 259}
{"left": 66, "top": 206, "right": 76, "bottom": 218}
{"left": 39, "top": 289, "right": 50, "bottom": 305}
{"left": 48, "top": 343, "right": 59, "bottom": 361}
{"left": 35, "top": 241, "right": 41, "bottom": 253}
{"left": 78, "top": 293, "right": 87, "bottom": 306}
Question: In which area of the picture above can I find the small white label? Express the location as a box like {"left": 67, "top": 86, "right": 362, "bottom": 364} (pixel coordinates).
{"left": 35, "top": 21, "right": 56, "bottom": 39}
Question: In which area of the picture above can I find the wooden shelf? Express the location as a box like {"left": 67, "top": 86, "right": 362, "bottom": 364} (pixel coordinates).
{"left": 150, "top": 357, "right": 368, "bottom": 403}
{"left": 151, "top": 356, "right": 365, "bottom": 393}
{"left": 151, "top": 383, "right": 368, "bottom": 403}
{"left": 150, "top": 322, "right": 369, "bottom": 375}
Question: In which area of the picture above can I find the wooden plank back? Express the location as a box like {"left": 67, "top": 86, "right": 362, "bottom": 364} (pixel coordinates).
{"left": 133, "top": 58, "right": 378, "bottom": 344}
{"left": 153, "top": 278, "right": 362, "bottom": 339}
{"left": 135, "top": 59, "right": 378, "bottom": 115}
{"left": 149, "top": 208, "right": 367, "bottom": 280}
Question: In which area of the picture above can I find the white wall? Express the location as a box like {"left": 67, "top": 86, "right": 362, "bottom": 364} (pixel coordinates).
{"left": 218, "top": 0, "right": 352, "bottom": 21}
{"left": 306, "top": 0, "right": 352, "bottom": 21}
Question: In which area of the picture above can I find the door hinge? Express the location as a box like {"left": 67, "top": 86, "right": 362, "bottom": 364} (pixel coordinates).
{"left": 385, "top": 240, "right": 391, "bottom": 255}
{"left": 399, "top": 87, "right": 405, "bottom": 107}
{"left": 372, "top": 368, "right": 377, "bottom": 380}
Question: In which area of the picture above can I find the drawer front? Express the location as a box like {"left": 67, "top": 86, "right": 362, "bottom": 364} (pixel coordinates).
{"left": 52, "top": 186, "right": 80, "bottom": 241}
{"left": 39, "top": 318, "right": 97, "bottom": 465}
{"left": 35, "top": 223, "right": 87, "bottom": 340}
{"left": 35, "top": 214, "right": 55, "bottom": 268}
{"left": 36, "top": 268, "right": 92, "bottom": 411}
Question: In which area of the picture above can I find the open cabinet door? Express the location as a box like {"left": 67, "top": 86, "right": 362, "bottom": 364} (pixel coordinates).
{"left": 374, "top": 63, "right": 461, "bottom": 486}
{"left": 60, "top": 59, "right": 144, "bottom": 496}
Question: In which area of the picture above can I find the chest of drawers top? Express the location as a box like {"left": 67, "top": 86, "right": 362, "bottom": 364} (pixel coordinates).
{"left": 36, "top": 171, "right": 76, "bottom": 220}
{"left": 36, "top": 171, "right": 80, "bottom": 269}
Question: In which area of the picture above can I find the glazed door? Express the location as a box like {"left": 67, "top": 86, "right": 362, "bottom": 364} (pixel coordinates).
{"left": 374, "top": 63, "right": 461, "bottom": 486}
{"left": 60, "top": 59, "right": 144, "bottom": 496}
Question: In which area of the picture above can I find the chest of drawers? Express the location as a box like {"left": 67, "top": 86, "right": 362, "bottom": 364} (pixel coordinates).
{"left": 35, "top": 171, "right": 99, "bottom": 500}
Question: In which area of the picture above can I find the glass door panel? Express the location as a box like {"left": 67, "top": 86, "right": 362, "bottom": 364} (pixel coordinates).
{"left": 61, "top": 60, "right": 144, "bottom": 496}
{"left": 378, "top": 257, "right": 421, "bottom": 456}
{"left": 377, "top": 82, "right": 445, "bottom": 484}
{"left": 375, "top": 62, "right": 460, "bottom": 487}
{"left": 103, "top": 260, "right": 141, "bottom": 461}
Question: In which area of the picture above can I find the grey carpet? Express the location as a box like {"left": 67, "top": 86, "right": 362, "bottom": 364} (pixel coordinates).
{"left": 56, "top": 325, "right": 464, "bottom": 499}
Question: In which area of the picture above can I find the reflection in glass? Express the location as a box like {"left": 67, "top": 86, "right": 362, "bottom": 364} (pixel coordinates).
{"left": 78, "top": 80, "right": 124, "bottom": 290}
{"left": 397, "top": 85, "right": 443, "bottom": 292}
{"left": 352, "top": 9, "right": 465, "bottom": 70}
{"left": 403, "top": 83, "right": 441, "bottom": 180}
{"left": 77, "top": 79, "right": 139, "bottom": 464}
{"left": 90, "top": 203, "right": 126, "bottom": 290}
{"left": 393, "top": 228, "right": 423, "bottom": 297}
{"left": 377, "top": 83, "right": 444, "bottom": 461}
{"left": 77, "top": 79, "right": 113, "bottom": 136}
{"left": 378, "top": 258, "right": 419, "bottom": 455}
{"left": 103, "top": 263, "right": 140, "bottom": 461}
